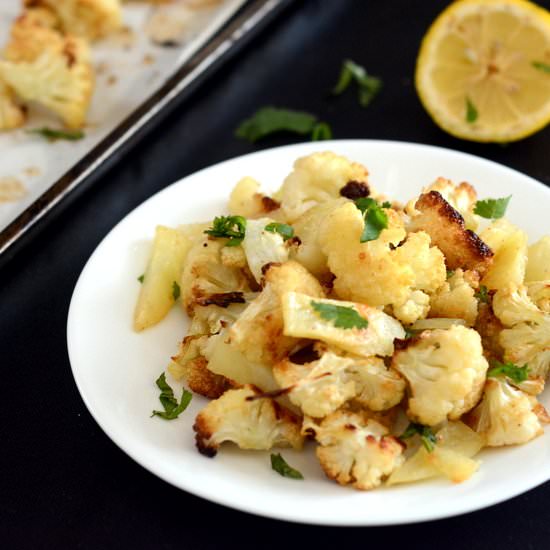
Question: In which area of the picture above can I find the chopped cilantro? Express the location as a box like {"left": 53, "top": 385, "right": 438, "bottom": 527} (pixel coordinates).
{"left": 381, "top": 201, "right": 392, "bottom": 209}
{"left": 204, "top": 215, "right": 246, "bottom": 247}
{"left": 151, "top": 373, "right": 192, "bottom": 420}
{"left": 400, "top": 423, "right": 437, "bottom": 452}
{"left": 172, "top": 281, "right": 181, "bottom": 301}
{"left": 270, "top": 453, "right": 304, "bottom": 479}
{"left": 27, "top": 127, "right": 85, "bottom": 141}
{"left": 264, "top": 222, "right": 294, "bottom": 240}
{"left": 465, "top": 97, "right": 478, "bottom": 123}
{"left": 311, "top": 300, "right": 368, "bottom": 330}
{"left": 532, "top": 61, "right": 550, "bottom": 74}
{"left": 235, "top": 107, "right": 331, "bottom": 143}
{"left": 137, "top": 274, "right": 145, "bottom": 283}
{"left": 332, "top": 59, "right": 382, "bottom": 107}
{"left": 446, "top": 269, "right": 455, "bottom": 279}
{"left": 473, "top": 196, "right": 511, "bottom": 219}
{"left": 488, "top": 360, "right": 529, "bottom": 384}
{"left": 354, "top": 198, "right": 389, "bottom": 242}
{"left": 475, "top": 285, "right": 489, "bottom": 304}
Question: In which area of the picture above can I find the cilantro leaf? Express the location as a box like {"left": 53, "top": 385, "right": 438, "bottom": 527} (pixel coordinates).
{"left": 311, "top": 300, "right": 368, "bottom": 330}
{"left": 475, "top": 285, "right": 489, "bottom": 303}
{"left": 264, "top": 222, "right": 294, "bottom": 240}
{"left": 204, "top": 215, "right": 246, "bottom": 246}
{"left": 532, "top": 61, "right": 550, "bottom": 74}
{"left": 151, "top": 373, "right": 192, "bottom": 420}
{"left": 332, "top": 59, "right": 382, "bottom": 107}
{"left": 473, "top": 196, "right": 511, "bottom": 219}
{"left": 27, "top": 127, "right": 85, "bottom": 141}
{"left": 311, "top": 121, "right": 333, "bottom": 141}
{"left": 354, "top": 197, "right": 378, "bottom": 214}
{"left": 172, "top": 281, "right": 181, "bottom": 301}
{"left": 381, "top": 201, "right": 392, "bottom": 209}
{"left": 354, "top": 197, "right": 389, "bottom": 242}
{"left": 235, "top": 107, "right": 318, "bottom": 143}
{"left": 465, "top": 97, "right": 478, "bottom": 123}
{"left": 400, "top": 423, "right": 437, "bottom": 452}
{"left": 488, "top": 360, "right": 529, "bottom": 384}
{"left": 270, "top": 453, "right": 304, "bottom": 479}
{"left": 446, "top": 269, "right": 455, "bottom": 279}
{"left": 137, "top": 274, "right": 145, "bottom": 283}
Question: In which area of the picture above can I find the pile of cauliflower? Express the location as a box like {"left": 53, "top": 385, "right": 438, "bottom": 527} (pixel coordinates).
{"left": 0, "top": 0, "right": 124, "bottom": 130}
{"left": 136, "top": 151, "right": 550, "bottom": 491}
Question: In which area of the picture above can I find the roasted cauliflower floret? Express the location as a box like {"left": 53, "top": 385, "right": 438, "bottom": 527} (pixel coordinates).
{"left": 0, "top": 80, "right": 25, "bottom": 130}
{"left": 180, "top": 236, "right": 252, "bottom": 315}
{"left": 290, "top": 198, "right": 347, "bottom": 277}
{"left": 392, "top": 326, "right": 489, "bottom": 425}
{"left": 229, "top": 261, "right": 324, "bottom": 364}
{"left": 527, "top": 281, "right": 550, "bottom": 313}
{"left": 480, "top": 219, "right": 528, "bottom": 291}
{"left": 193, "top": 386, "right": 303, "bottom": 456}
{"left": 406, "top": 177, "right": 479, "bottom": 231}
{"left": 0, "top": 11, "right": 94, "bottom": 128}
{"left": 313, "top": 410, "right": 404, "bottom": 490}
{"left": 273, "top": 352, "right": 405, "bottom": 417}
{"left": 282, "top": 292, "right": 405, "bottom": 357}
{"left": 25, "top": 0, "right": 122, "bottom": 40}
{"left": 525, "top": 236, "right": 550, "bottom": 282}
{"left": 467, "top": 378, "right": 546, "bottom": 446}
{"left": 273, "top": 152, "right": 376, "bottom": 223}
{"left": 429, "top": 269, "right": 479, "bottom": 326}
{"left": 241, "top": 218, "right": 289, "bottom": 283}
{"left": 493, "top": 286, "right": 550, "bottom": 380}
{"left": 408, "top": 191, "right": 493, "bottom": 274}
{"left": 228, "top": 176, "right": 281, "bottom": 219}
{"left": 319, "top": 202, "right": 445, "bottom": 324}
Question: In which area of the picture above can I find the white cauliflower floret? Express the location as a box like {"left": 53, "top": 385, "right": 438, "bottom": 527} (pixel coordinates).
{"left": 273, "top": 352, "right": 405, "bottom": 417}
{"left": 525, "top": 236, "right": 550, "bottom": 282}
{"left": 0, "top": 10, "right": 94, "bottom": 128}
{"left": 392, "top": 326, "right": 489, "bottom": 425}
{"left": 493, "top": 286, "right": 550, "bottom": 380}
{"left": 228, "top": 176, "right": 281, "bottom": 219}
{"left": 319, "top": 202, "right": 445, "bottom": 324}
{"left": 273, "top": 152, "right": 376, "bottom": 223}
{"left": 0, "top": 79, "right": 25, "bottom": 130}
{"left": 429, "top": 269, "right": 479, "bottom": 326}
{"left": 282, "top": 292, "right": 405, "bottom": 357}
{"left": 406, "top": 177, "right": 479, "bottom": 231}
{"left": 290, "top": 198, "right": 347, "bottom": 277}
{"left": 526, "top": 281, "right": 550, "bottom": 313}
{"left": 180, "top": 236, "right": 252, "bottom": 315}
{"left": 229, "top": 261, "right": 324, "bottom": 364}
{"left": 313, "top": 410, "right": 404, "bottom": 490}
{"left": 480, "top": 219, "right": 528, "bottom": 292}
{"left": 241, "top": 218, "right": 289, "bottom": 283}
{"left": 193, "top": 386, "right": 303, "bottom": 456}
{"left": 26, "top": 0, "right": 122, "bottom": 40}
{"left": 467, "top": 378, "right": 545, "bottom": 446}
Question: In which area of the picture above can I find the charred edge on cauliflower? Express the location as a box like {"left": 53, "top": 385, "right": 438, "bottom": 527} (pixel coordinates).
{"left": 260, "top": 261, "right": 282, "bottom": 278}
{"left": 260, "top": 195, "right": 281, "bottom": 212}
{"left": 415, "top": 191, "right": 493, "bottom": 273}
{"left": 195, "top": 292, "right": 246, "bottom": 308}
{"left": 340, "top": 180, "right": 370, "bottom": 200}
{"left": 175, "top": 353, "right": 234, "bottom": 399}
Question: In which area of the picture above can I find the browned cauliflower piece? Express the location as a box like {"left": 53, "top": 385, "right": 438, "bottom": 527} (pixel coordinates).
{"left": 228, "top": 176, "right": 281, "bottom": 219}
{"left": 406, "top": 177, "right": 479, "bottom": 230}
{"left": 273, "top": 152, "right": 377, "bottom": 223}
{"left": 25, "top": 0, "right": 122, "bottom": 40}
{"left": 0, "top": 9, "right": 94, "bottom": 128}
{"left": 392, "top": 326, "right": 489, "bottom": 426}
{"left": 0, "top": 80, "right": 25, "bottom": 130}
{"left": 228, "top": 261, "right": 324, "bottom": 365}
{"left": 429, "top": 269, "right": 479, "bottom": 326}
{"left": 193, "top": 385, "right": 303, "bottom": 456}
{"left": 408, "top": 191, "right": 493, "bottom": 274}
{"left": 312, "top": 410, "right": 405, "bottom": 490}
{"left": 466, "top": 378, "right": 547, "bottom": 446}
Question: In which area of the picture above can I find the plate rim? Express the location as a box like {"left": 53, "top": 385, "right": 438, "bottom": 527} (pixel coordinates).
{"left": 67, "top": 139, "right": 550, "bottom": 526}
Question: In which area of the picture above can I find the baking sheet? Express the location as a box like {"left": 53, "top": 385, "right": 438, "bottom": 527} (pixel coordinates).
{"left": 0, "top": 0, "right": 248, "bottom": 238}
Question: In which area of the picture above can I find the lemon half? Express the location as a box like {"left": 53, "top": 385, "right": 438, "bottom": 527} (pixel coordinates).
{"left": 416, "top": 0, "right": 550, "bottom": 142}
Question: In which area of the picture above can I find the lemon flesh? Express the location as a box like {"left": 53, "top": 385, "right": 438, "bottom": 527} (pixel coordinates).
{"left": 416, "top": 0, "right": 550, "bottom": 142}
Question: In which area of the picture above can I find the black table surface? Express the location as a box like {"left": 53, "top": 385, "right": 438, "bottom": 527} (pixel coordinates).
{"left": 2, "top": 1, "right": 550, "bottom": 547}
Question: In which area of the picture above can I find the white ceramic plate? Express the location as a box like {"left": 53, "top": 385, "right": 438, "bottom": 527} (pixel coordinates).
{"left": 67, "top": 140, "right": 550, "bottom": 526}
